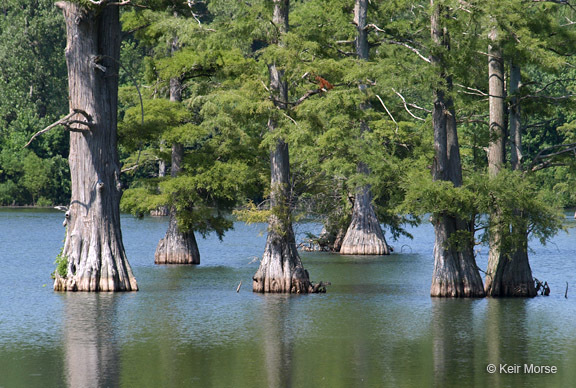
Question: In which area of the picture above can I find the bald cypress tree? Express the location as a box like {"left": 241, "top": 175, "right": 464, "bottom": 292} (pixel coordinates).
{"left": 53, "top": 1, "right": 137, "bottom": 291}
{"left": 252, "top": 0, "right": 317, "bottom": 293}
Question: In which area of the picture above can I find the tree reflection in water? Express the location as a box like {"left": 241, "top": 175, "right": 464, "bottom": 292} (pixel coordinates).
{"left": 64, "top": 294, "right": 120, "bottom": 388}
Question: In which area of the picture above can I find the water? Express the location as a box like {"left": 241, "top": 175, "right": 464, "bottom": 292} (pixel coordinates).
{"left": 1, "top": 209, "right": 576, "bottom": 387}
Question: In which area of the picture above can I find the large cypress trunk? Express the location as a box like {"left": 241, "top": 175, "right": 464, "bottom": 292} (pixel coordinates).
{"left": 252, "top": 0, "right": 316, "bottom": 293}
{"left": 340, "top": 0, "right": 389, "bottom": 256}
{"left": 429, "top": 1, "right": 484, "bottom": 297}
{"left": 484, "top": 56, "right": 536, "bottom": 297}
{"left": 155, "top": 73, "right": 200, "bottom": 264}
{"left": 340, "top": 165, "right": 390, "bottom": 255}
{"left": 53, "top": 2, "right": 137, "bottom": 292}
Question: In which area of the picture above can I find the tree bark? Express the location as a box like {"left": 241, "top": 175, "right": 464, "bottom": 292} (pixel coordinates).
{"left": 485, "top": 58, "right": 536, "bottom": 297}
{"left": 252, "top": 0, "right": 318, "bottom": 293}
{"left": 487, "top": 28, "right": 506, "bottom": 178}
{"left": 429, "top": 0, "right": 484, "bottom": 297}
{"left": 154, "top": 52, "right": 200, "bottom": 264}
{"left": 509, "top": 63, "right": 522, "bottom": 171}
{"left": 340, "top": 0, "right": 390, "bottom": 256}
{"left": 340, "top": 164, "right": 390, "bottom": 255}
{"left": 53, "top": 2, "right": 137, "bottom": 291}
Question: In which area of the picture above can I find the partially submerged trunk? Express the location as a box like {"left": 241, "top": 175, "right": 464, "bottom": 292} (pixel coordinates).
{"left": 318, "top": 225, "right": 346, "bottom": 252}
{"left": 429, "top": 1, "right": 484, "bottom": 297}
{"left": 253, "top": 138, "right": 317, "bottom": 293}
{"left": 53, "top": 2, "right": 137, "bottom": 292}
{"left": 154, "top": 74, "right": 200, "bottom": 265}
{"left": 485, "top": 58, "right": 536, "bottom": 297}
{"left": 340, "top": 0, "right": 389, "bottom": 256}
{"left": 340, "top": 175, "right": 390, "bottom": 255}
{"left": 431, "top": 215, "right": 484, "bottom": 297}
{"left": 485, "top": 224, "right": 536, "bottom": 296}
{"left": 155, "top": 206, "right": 200, "bottom": 264}
{"left": 253, "top": 0, "right": 321, "bottom": 294}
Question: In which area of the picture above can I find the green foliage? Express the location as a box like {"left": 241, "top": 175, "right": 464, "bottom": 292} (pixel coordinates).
{"left": 52, "top": 236, "right": 67, "bottom": 279}
{"left": 476, "top": 170, "right": 564, "bottom": 248}
{"left": 0, "top": 0, "right": 570, "bottom": 271}
{"left": 233, "top": 200, "right": 271, "bottom": 224}
{"left": 401, "top": 168, "right": 564, "bottom": 249}
{"left": 0, "top": 0, "right": 69, "bottom": 206}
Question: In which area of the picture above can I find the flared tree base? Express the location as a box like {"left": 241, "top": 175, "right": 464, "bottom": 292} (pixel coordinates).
{"left": 154, "top": 211, "right": 200, "bottom": 265}
{"left": 53, "top": 274, "right": 138, "bottom": 292}
{"left": 340, "top": 184, "right": 390, "bottom": 256}
{"left": 155, "top": 233, "right": 200, "bottom": 265}
{"left": 431, "top": 215, "right": 485, "bottom": 298}
{"left": 253, "top": 232, "right": 325, "bottom": 294}
{"left": 485, "top": 250, "right": 536, "bottom": 297}
{"left": 340, "top": 229, "right": 390, "bottom": 255}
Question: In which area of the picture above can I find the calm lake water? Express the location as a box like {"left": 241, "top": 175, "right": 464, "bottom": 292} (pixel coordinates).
{"left": 1, "top": 209, "right": 576, "bottom": 387}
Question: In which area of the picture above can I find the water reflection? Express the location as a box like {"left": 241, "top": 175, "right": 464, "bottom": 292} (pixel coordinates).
{"left": 262, "top": 295, "right": 294, "bottom": 388}
{"left": 485, "top": 299, "right": 529, "bottom": 387}
{"left": 3, "top": 211, "right": 576, "bottom": 387}
{"left": 63, "top": 294, "right": 120, "bottom": 388}
{"left": 431, "top": 299, "right": 480, "bottom": 387}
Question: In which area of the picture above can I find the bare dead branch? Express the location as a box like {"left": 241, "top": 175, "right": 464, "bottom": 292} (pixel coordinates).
{"left": 24, "top": 109, "right": 93, "bottom": 148}
{"left": 291, "top": 89, "right": 323, "bottom": 108}
{"left": 529, "top": 142, "right": 576, "bottom": 171}
{"left": 260, "top": 80, "right": 270, "bottom": 92}
{"left": 120, "top": 164, "right": 140, "bottom": 173}
{"left": 365, "top": 23, "right": 385, "bottom": 33}
{"left": 521, "top": 94, "right": 576, "bottom": 101}
{"left": 455, "top": 83, "right": 488, "bottom": 97}
{"left": 392, "top": 88, "right": 427, "bottom": 121}
{"left": 385, "top": 39, "right": 431, "bottom": 63}
{"left": 282, "top": 111, "right": 298, "bottom": 125}
{"left": 376, "top": 95, "right": 399, "bottom": 132}
{"left": 335, "top": 40, "right": 355, "bottom": 45}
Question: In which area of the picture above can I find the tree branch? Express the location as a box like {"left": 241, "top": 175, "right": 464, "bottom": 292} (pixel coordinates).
{"left": 376, "top": 95, "right": 399, "bottom": 132}
{"left": 455, "top": 83, "right": 488, "bottom": 97}
{"left": 24, "top": 109, "right": 93, "bottom": 148}
{"left": 384, "top": 39, "right": 431, "bottom": 63}
{"left": 529, "top": 142, "right": 576, "bottom": 171}
{"left": 392, "top": 88, "right": 428, "bottom": 121}
{"left": 290, "top": 89, "right": 323, "bottom": 107}
{"left": 533, "top": 0, "right": 576, "bottom": 11}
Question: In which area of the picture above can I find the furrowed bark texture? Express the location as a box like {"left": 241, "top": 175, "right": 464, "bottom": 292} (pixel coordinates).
{"left": 485, "top": 56, "right": 536, "bottom": 297}
{"left": 340, "top": 165, "right": 390, "bottom": 255}
{"left": 509, "top": 63, "right": 522, "bottom": 171}
{"left": 54, "top": 2, "right": 137, "bottom": 291}
{"left": 429, "top": 1, "right": 484, "bottom": 297}
{"left": 485, "top": 224, "right": 536, "bottom": 297}
{"left": 154, "top": 69, "right": 200, "bottom": 264}
{"left": 340, "top": 0, "right": 389, "bottom": 256}
{"left": 253, "top": 0, "right": 317, "bottom": 294}
{"left": 487, "top": 29, "right": 506, "bottom": 179}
